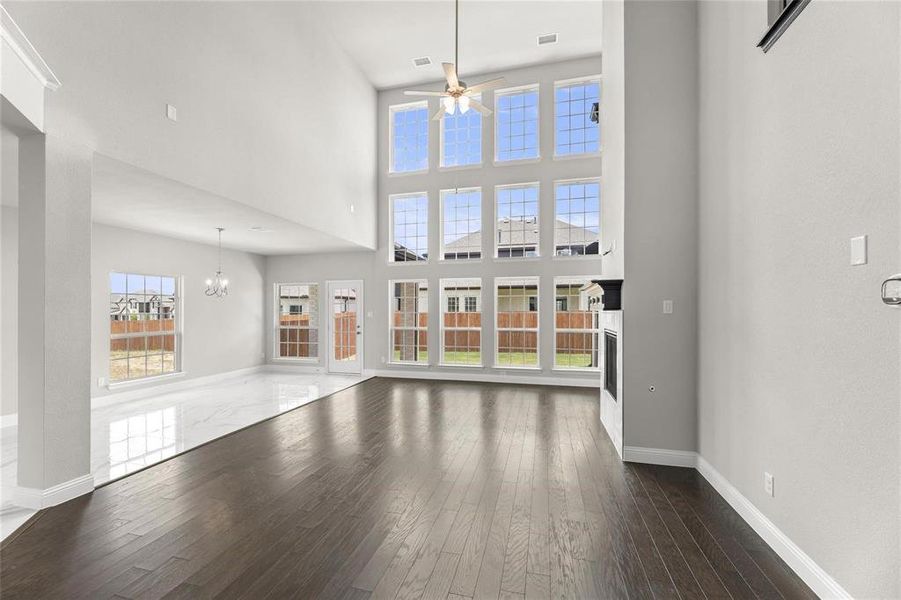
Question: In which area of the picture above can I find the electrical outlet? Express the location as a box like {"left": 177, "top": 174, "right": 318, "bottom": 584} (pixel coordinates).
{"left": 380, "top": 355, "right": 386, "bottom": 364}
{"left": 663, "top": 300, "right": 674, "bottom": 314}
{"left": 850, "top": 235, "right": 867, "bottom": 266}
{"left": 764, "top": 472, "right": 774, "bottom": 497}
{"left": 98, "top": 377, "right": 106, "bottom": 387}
{"left": 166, "top": 103, "right": 177, "bottom": 121}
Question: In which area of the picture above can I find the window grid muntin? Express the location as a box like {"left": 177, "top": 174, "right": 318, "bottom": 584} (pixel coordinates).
{"left": 495, "top": 183, "right": 540, "bottom": 258}
{"left": 441, "top": 97, "right": 482, "bottom": 167}
{"left": 390, "top": 192, "right": 429, "bottom": 262}
{"left": 390, "top": 101, "right": 429, "bottom": 173}
{"left": 495, "top": 86, "right": 539, "bottom": 162}
{"left": 554, "top": 78, "right": 601, "bottom": 156}
{"left": 390, "top": 280, "right": 428, "bottom": 364}
{"left": 276, "top": 283, "right": 320, "bottom": 360}
{"left": 554, "top": 277, "right": 601, "bottom": 370}
{"left": 441, "top": 278, "right": 482, "bottom": 366}
{"left": 495, "top": 277, "right": 540, "bottom": 368}
{"left": 440, "top": 187, "right": 482, "bottom": 260}
{"left": 554, "top": 179, "right": 601, "bottom": 256}
{"left": 109, "top": 272, "right": 179, "bottom": 384}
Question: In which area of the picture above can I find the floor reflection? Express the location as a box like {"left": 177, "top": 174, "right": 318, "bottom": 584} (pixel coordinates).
{"left": 108, "top": 406, "right": 179, "bottom": 480}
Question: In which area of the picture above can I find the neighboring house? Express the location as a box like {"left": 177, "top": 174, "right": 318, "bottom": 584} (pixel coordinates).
{"left": 109, "top": 291, "right": 175, "bottom": 320}
{"left": 444, "top": 218, "right": 599, "bottom": 259}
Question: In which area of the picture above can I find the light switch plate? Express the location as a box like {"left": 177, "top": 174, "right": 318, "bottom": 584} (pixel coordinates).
{"left": 850, "top": 235, "right": 867, "bottom": 266}
{"left": 663, "top": 300, "right": 674, "bottom": 314}
{"left": 166, "top": 103, "right": 177, "bottom": 121}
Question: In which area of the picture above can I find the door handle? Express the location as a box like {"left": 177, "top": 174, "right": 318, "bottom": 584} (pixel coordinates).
{"left": 883, "top": 273, "right": 901, "bottom": 306}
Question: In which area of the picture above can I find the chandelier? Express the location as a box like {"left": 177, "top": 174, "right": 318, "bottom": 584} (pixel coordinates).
{"left": 205, "top": 227, "right": 229, "bottom": 298}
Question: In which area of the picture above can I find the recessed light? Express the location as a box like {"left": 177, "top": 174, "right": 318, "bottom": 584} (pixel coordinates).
{"left": 537, "top": 33, "right": 558, "bottom": 46}
{"left": 249, "top": 226, "right": 273, "bottom": 233}
{"left": 412, "top": 56, "right": 432, "bottom": 67}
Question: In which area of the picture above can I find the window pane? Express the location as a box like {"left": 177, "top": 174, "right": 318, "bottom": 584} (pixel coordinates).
{"left": 441, "top": 188, "right": 481, "bottom": 260}
{"left": 391, "top": 193, "right": 429, "bottom": 262}
{"left": 442, "top": 100, "right": 482, "bottom": 167}
{"left": 496, "top": 277, "right": 539, "bottom": 367}
{"left": 554, "top": 278, "right": 601, "bottom": 370}
{"left": 441, "top": 278, "right": 481, "bottom": 366}
{"left": 496, "top": 184, "right": 539, "bottom": 258}
{"left": 555, "top": 180, "right": 600, "bottom": 256}
{"left": 390, "top": 280, "right": 428, "bottom": 364}
{"left": 391, "top": 103, "right": 429, "bottom": 173}
{"left": 555, "top": 80, "right": 600, "bottom": 156}
{"left": 276, "top": 283, "right": 320, "bottom": 359}
{"left": 496, "top": 87, "right": 539, "bottom": 162}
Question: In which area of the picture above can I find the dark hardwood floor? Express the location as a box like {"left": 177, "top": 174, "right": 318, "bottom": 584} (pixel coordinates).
{"left": 0, "top": 378, "right": 815, "bottom": 599}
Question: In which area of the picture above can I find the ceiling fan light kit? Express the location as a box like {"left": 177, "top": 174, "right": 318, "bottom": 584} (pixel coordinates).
{"left": 403, "top": 0, "right": 506, "bottom": 120}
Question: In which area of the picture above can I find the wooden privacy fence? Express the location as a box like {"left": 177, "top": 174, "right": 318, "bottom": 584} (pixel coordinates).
{"left": 110, "top": 319, "right": 175, "bottom": 351}
{"left": 333, "top": 312, "right": 357, "bottom": 359}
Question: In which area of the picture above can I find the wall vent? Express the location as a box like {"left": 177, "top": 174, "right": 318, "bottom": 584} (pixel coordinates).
{"left": 412, "top": 56, "right": 432, "bottom": 67}
{"left": 537, "top": 33, "right": 558, "bottom": 46}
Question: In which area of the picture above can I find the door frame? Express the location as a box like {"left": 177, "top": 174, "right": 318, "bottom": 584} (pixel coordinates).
{"left": 326, "top": 280, "right": 364, "bottom": 374}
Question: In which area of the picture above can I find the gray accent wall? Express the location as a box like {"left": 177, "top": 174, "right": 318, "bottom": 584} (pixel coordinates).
{"left": 697, "top": 1, "right": 900, "bottom": 597}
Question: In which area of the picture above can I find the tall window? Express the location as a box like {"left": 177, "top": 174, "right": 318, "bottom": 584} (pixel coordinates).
{"left": 276, "top": 283, "right": 319, "bottom": 360}
{"left": 440, "top": 187, "right": 481, "bottom": 260}
{"left": 441, "top": 278, "right": 482, "bottom": 366}
{"left": 390, "top": 192, "right": 429, "bottom": 262}
{"left": 390, "top": 101, "right": 429, "bottom": 173}
{"left": 555, "top": 179, "right": 600, "bottom": 256}
{"left": 554, "top": 78, "right": 601, "bottom": 156}
{"left": 390, "top": 280, "right": 428, "bottom": 364}
{"left": 495, "top": 85, "right": 539, "bottom": 162}
{"left": 496, "top": 183, "right": 539, "bottom": 258}
{"left": 554, "top": 277, "right": 601, "bottom": 370}
{"left": 109, "top": 272, "right": 178, "bottom": 383}
{"left": 495, "top": 277, "right": 539, "bottom": 368}
{"left": 441, "top": 98, "right": 482, "bottom": 167}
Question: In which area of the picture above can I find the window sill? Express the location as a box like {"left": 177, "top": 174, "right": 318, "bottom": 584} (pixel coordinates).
{"left": 493, "top": 157, "right": 541, "bottom": 167}
{"left": 552, "top": 151, "right": 602, "bottom": 162}
{"left": 438, "top": 258, "right": 483, "bottom": 264}
{"left": 386, "top": 361, "right": 430, "bottom": 367}
{"left": 551, "top": 368, "right": 601, "bottom": 374}
{"left": 493, "top": 256, "right": 542, "bottom": 262}
{"left": 551, "top": 254, "right": 601, "bottom": 261}
{"left": 387, "top": 169, "right": 429, "bottom": 178}
{"left": 438, "top": 362, "right": 484, "bottom": 369}
{"left": 439, "top": 163, "right": 483, "bottom": 172}
{"left": 492, "top": 365, "right": 541, "bottom": 371}
{"left": 388, "top": 259, "right": 430, "bottom": 266}
{"left": 107, "top": 370, "right": 185, "bottom": 391}
{"left": 271, "top": 357, "right": 320, "bottom": 364}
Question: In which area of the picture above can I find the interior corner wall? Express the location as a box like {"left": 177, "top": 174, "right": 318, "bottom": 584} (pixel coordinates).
{"left": 697, "top": 1, "right": 901, "bottom": 597}
{"left": 91, "top": 224, "right": 267, "bottom": 399}
{"left": 622, "top": 0, "right": 699, "bottom": 452}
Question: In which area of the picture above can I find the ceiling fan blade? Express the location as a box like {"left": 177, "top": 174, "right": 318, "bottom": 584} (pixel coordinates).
{"left": 468, "top": 98, "right": 492, "bottom": 116}
{"left": 465, "top": 77, "right": 507, "bottom": 94}
{"left": 404, "top": 90, "right": 447, "bottom": 97}
{"left": 442, "top": 62, "right": 459, "bottom": 88}
{"left": 431, "top": 106, "right": 447, "bottom": 121}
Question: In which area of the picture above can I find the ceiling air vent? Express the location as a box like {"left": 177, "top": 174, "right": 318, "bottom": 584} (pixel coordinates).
{"left": 412, "top": 56, "right": 432, "bottom": 67}
{"left": 537, "top": 33, "right": 558, "bottom": 46}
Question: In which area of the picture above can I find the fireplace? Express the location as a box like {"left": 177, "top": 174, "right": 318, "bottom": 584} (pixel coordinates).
{"left": 604, "top": 330, "right": 617, "bottom": 400}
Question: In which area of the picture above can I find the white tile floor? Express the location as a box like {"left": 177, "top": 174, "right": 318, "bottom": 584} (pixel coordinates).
{"left": 0, "top": 369, "right": 367, "bottom": 540}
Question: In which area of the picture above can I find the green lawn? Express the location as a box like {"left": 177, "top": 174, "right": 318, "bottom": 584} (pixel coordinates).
{"left": 391, "top": 350, "right": 595, "bottom": 368}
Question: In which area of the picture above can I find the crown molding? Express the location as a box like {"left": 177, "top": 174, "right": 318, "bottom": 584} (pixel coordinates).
{"left": 1, "top": 5, "right": 61, "bottom": 91}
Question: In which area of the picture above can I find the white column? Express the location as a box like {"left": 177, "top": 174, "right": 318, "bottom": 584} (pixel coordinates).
{"left": 16, "top": 133, "right": 93, "bottom": 506}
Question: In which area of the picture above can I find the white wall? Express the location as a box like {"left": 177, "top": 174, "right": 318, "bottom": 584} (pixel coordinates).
{"left": 267, "top": 57, "right": 604, "bottom": 385}
{"left": 622, "top": 0, "right": 699, "bottom": 452}
{"left": 1, "top": 127, "right": 18, "bottom": 418}
{"left": 697, "top": 1, "right": 900, "bottom": 597}
{"left": 4, "top": 1, "right": 377, "bottom": 250}
{"left": 91, "top": 224, "right": 267, "bottom": 398}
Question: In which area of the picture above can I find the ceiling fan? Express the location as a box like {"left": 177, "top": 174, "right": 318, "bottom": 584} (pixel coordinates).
{"left": 403, "top": 0, "right": 506, "bottom": 120}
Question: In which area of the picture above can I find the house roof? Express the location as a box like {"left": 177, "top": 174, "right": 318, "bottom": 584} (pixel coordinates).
{"left": 445, "top": 218, "right": 598, "bottom": 250}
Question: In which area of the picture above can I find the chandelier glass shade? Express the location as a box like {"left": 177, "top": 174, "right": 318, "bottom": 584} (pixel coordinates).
{"left": 205, "top": 227, "right": 229, "bottom": 298}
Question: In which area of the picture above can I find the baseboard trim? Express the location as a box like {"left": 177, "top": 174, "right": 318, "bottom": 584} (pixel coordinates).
{"left": 695, "top": 457, "right": 851, "bottom": 600}
{"left": 13, "top": 473, "right": 94, "bottom": 510}
{"left": 366, "top": 368, "right": 599, "bottom": 388}
{"left": 623, "top": 446, "right": 698, "bottom": 467}
{"left": 92, "top": 365, "right": 266, "bottom": 409}
{"left": 0, "top": 412, "right": 17, "bottom": 429}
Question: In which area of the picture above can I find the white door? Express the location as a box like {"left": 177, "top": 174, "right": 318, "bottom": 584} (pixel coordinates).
{"left": 327, "top": 280, "right": 363, "bottom": 374}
